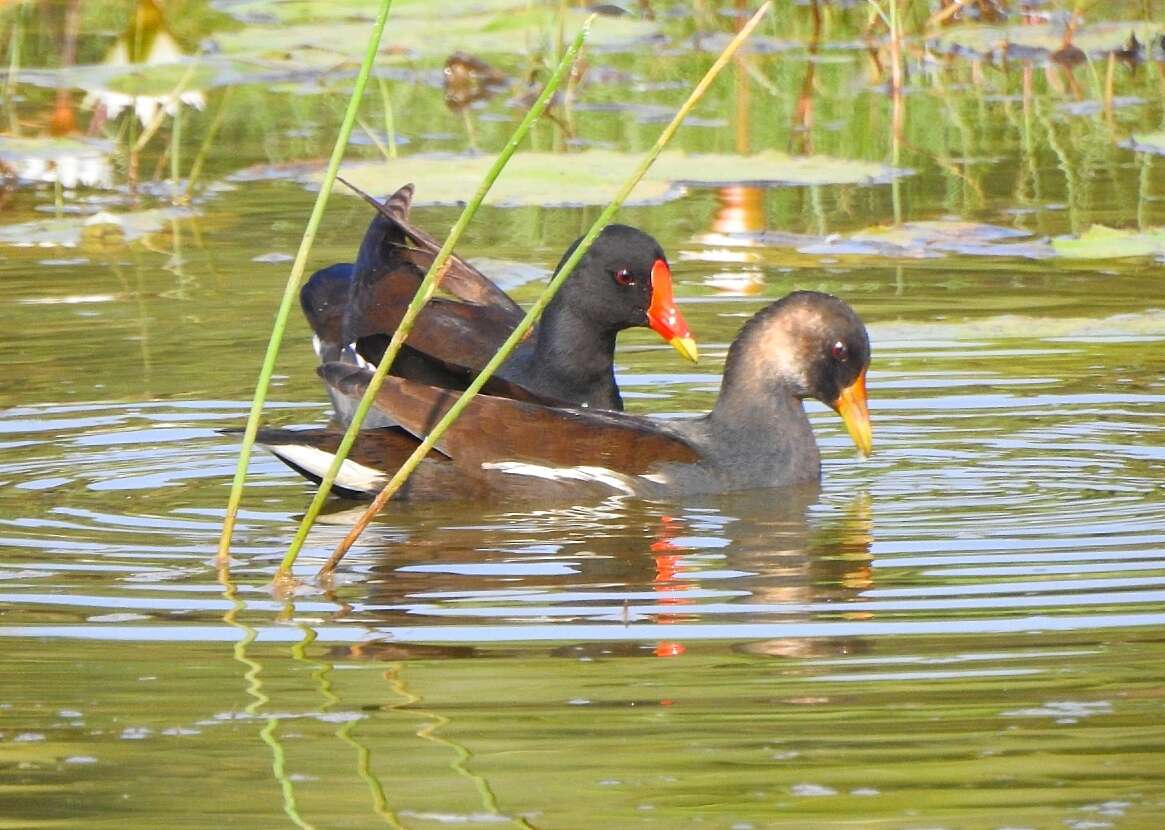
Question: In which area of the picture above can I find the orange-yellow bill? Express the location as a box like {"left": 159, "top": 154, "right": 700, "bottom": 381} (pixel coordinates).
{"left": 830, "top": 368, "right": 872, "bottom": 457}
{"left": 646, "top": 259, "right": 698, "bottom": 363}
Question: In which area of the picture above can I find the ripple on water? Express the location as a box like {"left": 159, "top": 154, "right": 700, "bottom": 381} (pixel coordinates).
{"left": 0, "top": 312, "right": 1161, "bottom": 652}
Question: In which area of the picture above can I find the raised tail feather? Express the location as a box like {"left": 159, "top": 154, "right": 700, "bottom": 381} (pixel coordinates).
{"left": 335, "top": 176, "right": 522, "bottom": 315}
{"left": 241, "top": 426, "right": 447, "bottom": 499}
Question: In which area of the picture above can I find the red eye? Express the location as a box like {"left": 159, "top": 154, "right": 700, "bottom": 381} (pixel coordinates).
{"left": 614, "top": 268, "right": 634, "bottom": 286}
{"left": 831, "top": 340, "right": 848, "bottom": 361}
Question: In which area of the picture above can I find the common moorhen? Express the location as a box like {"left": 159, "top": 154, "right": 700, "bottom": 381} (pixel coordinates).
{"left": 259, "top": 291, "right": 871, "bottom": 501}
{"left": 300, "top": 183, "right": 698, "bottom": 419}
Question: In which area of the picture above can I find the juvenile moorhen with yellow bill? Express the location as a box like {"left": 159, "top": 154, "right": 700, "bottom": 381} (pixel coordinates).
{"left": 259, "top": 291, "right": 871, "bottom": 501}
{"left": 300, "top": 183, "right": 698, "bottom": 419}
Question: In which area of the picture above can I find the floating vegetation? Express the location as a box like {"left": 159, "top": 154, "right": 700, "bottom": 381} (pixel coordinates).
{"left": 1050, "top": 225, "right": 1165, "bottom": 260}
{"left": 695, "top": 220, "right": 1165, "bottom": 263}
{"left": 0, "top": 135, "right": 115, "bottom": 188}
{"left": 927, "top": 20, "right": 1161, "bottom": 59}
{"left": 0, "top": 206, "right": 195, "bottom": 248}
{"left": 211, "top": 4, "right": 658, "bottom": 65}
{"left": 795, "top": 220, "right": 1054, "bottom": 260}
{"left": 312, "top": 150, "right": 911, "bottom": 208}
{"left": 1122, "top": 132, "right": 1165, "bottom": 156}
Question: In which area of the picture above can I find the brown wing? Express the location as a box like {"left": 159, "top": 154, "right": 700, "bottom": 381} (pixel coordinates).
{"left": 340, "top": 181, "right": 531, "bottom": 385}
{"left": 338, "top": 177, "right": 522, "bottom": 316}
{"left": 348, "top": 268, "right": 519, "bottom": 372}
{"left": 320, "top": 364, "right": 701, "bottom": 474}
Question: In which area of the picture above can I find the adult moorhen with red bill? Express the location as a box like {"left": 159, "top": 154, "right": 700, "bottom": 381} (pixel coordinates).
{"left": 259, "top": 291, "right": 871, "bottom": 501}
{"left": 300, "top": 183, "right": 698, "bottom": 420}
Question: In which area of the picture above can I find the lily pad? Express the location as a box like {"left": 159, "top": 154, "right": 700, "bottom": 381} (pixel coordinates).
{"left": 311, "top": 150, "right": 910, "bottom": 208}
{"left": 648, "top": 151, "right": 909, "bottom": 188}
{"left": 15, "top": 56, "right": 314, "bottom": 97}
{"left": 323, "top": 153, "right": 675, "bottom": 207}
{"left": 1121, "top": 132, "right": 1165, "bottom": 156}
{"left": 755, "top": 221, "right": 1165, "bottom": 262}
{"left": 0, "top": 136, "right": 115, "bottom": 188}
{"left": 17, "top": 4, "right": 653, "bottom": 98}
{"left": 789, "top": 220, "right": 1053, "bottom": 260}
{"left": 1051, "top": 225, "right": 1165, "bottom": 259}
{"left": 212, "top": 7, "right": 659, "bottom": 64}
{"left": 94, "top": 62, "right": 217, "bottom": 99}
{"left": 0, "top": 208, "right": 195, "bottom": 249}
{"left": 930, "top": 21, "right": 1159, "bottom": 57}
{"left": 222, "top": 0, "right": 525, "bottom": 25}
{"left": 691, "top": 220, "right": 1065, "bottom": 261}
{"left": 871, "top": 309, "right": 1165, "bottom": 344}
{"left": 853, "top": 220, "right": 1031, "bottom": 244}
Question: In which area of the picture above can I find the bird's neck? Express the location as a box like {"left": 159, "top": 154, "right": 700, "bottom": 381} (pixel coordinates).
{"left": 532, "top": 300, "right": 620, "bottom": 401}
{"left": 701, "top": 367, "right": 820, "bottom": 485}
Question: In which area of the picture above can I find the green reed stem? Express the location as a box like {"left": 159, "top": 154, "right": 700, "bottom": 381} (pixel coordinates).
{"left": 277, "top": 16, "right": 596, "bottom": 579}
{"left": 131, "top": 64, "right": 197, "bottom": 155}
{"left": 357, "top": 114, "right": 392, "bottom": 160}
{"left": 377, "top": 76, "right": 398, "bottom": 158}
{"left": 316, "top": 1, "right": 774, "bottom": 578}
{"left": 187, "top": 85, "right": 233, "bottom": 196}
{"left": 217, "top": 0, "right": 395, "bottom": 561}
{"left": 170, "top": 102, "right": 182, "bottom": 191}
{"left": 4, "top": 4, "right": 23, "bottom": 135}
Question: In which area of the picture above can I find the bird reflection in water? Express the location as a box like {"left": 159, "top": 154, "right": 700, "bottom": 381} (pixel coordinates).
{"left": 442, "top": 52, "right": 508, "bottom": 112}
{"left": 442, "top": 52, "right": 507, "bottom": 152}
{"left": 326, "top": 486, "right": 873, "bottom": 663}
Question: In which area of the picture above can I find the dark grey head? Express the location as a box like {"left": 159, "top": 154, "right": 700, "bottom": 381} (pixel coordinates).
{"left": 726, "top": 291, "right": 869, "bottom": 404}
{"left": 551, "top": 224, "right": 667, "bottom": 332}
{"left": 723, "top": 291, "right": 873, "bottom": 455}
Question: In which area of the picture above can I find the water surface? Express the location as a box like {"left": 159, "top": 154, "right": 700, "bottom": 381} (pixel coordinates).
{"left": 1, "top": 2, "right": 1164, "bottom": 827}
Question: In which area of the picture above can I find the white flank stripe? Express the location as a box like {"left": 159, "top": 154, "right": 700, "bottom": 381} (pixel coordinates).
{"left": 480, "top": 461, "right": 639, "bottom": 496}
{"left": 272, "top": 444, "right": 386, "bottom": 494}
{"left": 311, "top": 334, "right": 323, "bottom": 359}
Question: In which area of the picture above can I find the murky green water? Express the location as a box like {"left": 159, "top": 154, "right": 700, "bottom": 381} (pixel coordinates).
{"left": 2, "top": 2, "right": 1164, "bottom": 828}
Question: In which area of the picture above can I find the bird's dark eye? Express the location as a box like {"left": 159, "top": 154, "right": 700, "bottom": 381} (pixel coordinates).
{"left": 830, "top": 340, "right": 848, "bottom": 361}
{"left": 614, "top": 268, "right": 635, "bottom": 286}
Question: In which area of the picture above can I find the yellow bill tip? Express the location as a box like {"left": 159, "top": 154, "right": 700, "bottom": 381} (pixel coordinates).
{"left": 831, "top": 369, "right": 872, "bottom": 458}
{"left": 669, "top": 335, "right": 699, "bottom": 364}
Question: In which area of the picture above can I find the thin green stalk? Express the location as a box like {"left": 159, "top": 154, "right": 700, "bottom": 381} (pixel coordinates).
{"left": 217, "top": 564, "right": 313, "bottom": 828}
{"left": 389, "top": 666, "right": 532, "bottom": 829}
{"left": 377, "top": 76, "right": 398, "bottom": 158}
{"left": 891, "top": 133, "right": 902, "bottom": 225}
{"left": 3, "top": 11, "right": 18, "bottom": 96}
{"left": 337, "top": 719, "right": 405, "bottom": 828}
{"left": 357, "top": 114, "right": 392, "bottom": 159}
{"left": 3, "top": 36, "right": 20, "bottom": 135}
{"left": 186, "top": 86, "right": 233, "bottom": 196}
{"left": 299, "top": 626, "right": 401, "bottom": 828}
{"left": 277, "top": 16, "right": 596, "bottom": 578}
{"left": 4, "top": 5, "right": 22, "bottom": 135}
{"left": 170, "top": 101, "right": 182, "bottom": 192}
{"left": 132, "top": 64, "right": 197, "bottom": 154}
{"left": 260, "top": 717, "right": 317, "bottom": 830}
{"left": 317, "top": 1, "right": 774, "bottom": 578}
{"left": 1137, "top": 151, "right": 1151, "bottom": 231}
{"left": 217, "top": 0, "right": 396, "bottom": 561}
